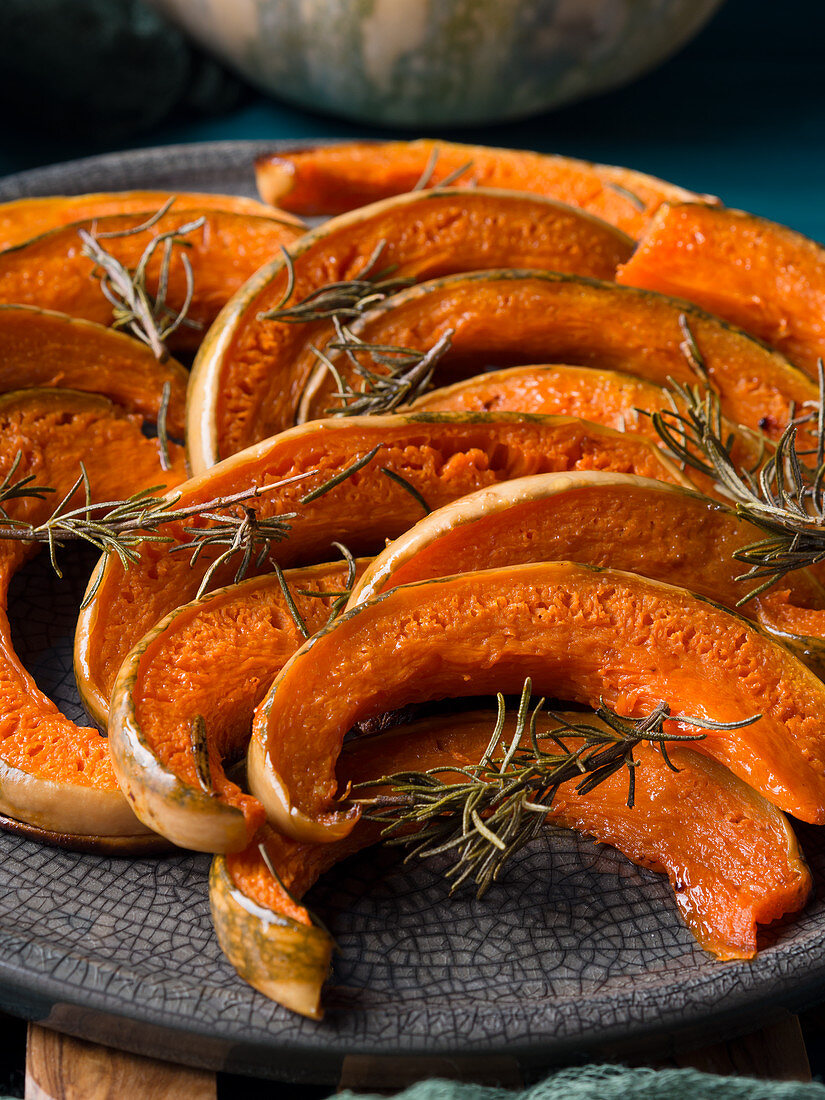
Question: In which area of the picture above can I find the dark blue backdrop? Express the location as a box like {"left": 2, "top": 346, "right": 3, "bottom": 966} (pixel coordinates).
{"left": 1, "top": 0, "right": 824, "bottom": 236}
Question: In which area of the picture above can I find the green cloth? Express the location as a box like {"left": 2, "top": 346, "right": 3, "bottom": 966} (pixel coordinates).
{"left": 340, "top": 1067, "right": 825, "bottom": 1100}
{"left": 0, "top": 0, "right": 245, "bottom": 139}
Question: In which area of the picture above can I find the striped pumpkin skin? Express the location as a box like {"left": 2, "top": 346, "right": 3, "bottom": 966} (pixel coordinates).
{"left": 150, "top": 0, "right": 723, "bottom": 126}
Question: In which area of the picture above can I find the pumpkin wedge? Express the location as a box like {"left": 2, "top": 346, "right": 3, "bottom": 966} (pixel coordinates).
{"left": 0, "top": 190, "right": 302, "bottom": 252}
{"left": 186, "top": 189, "right": 634, "bottom": 469}
{"left": 348, "top": 471, "right": 825, "bottom": 670}
{"left": 248, "top": 561, "right": 825, "bottom": 842}
{"left": 217, "top": 708, "right": 810, "bottom": 1015}
{"left": 0, "top": 387, "right": 186, "bottom": 846}
{"left": 409, "top": 364, "right": 670, "bottom": 432}
{"left": 76, "top": 412, "right": 689, "bottom": 721}
{"left": 406, "top": 364, "right": 766, "bottom": 497}
{"left": 297, "top": 270, "right": 817, "bottom": 448}
{"left": 617, "top": 203, "right": 825, "bottom": 381}
{"left": 108, "top": 558, "right": 369, "bottom": 853}
{"left": 0, "top": 209, "right": 304, "bottom": 352}
{"left": 0, "top": 305, "right": 188, "bottom": 436}
{"left": 254, "top": 139, "right": 714, "bottom": 236}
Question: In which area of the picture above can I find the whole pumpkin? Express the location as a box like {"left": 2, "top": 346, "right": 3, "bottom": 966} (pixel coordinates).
{"left": 147, "top": 0, "right": 724, "bottom": 127}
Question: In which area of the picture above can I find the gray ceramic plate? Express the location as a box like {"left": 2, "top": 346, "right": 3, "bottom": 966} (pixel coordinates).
{"left": 0, "top": 142, "right": 824, "bottom": 1084}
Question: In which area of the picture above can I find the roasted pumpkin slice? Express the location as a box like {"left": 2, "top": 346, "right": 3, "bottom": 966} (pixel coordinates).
{"left": 618, "top": 203, "right": 825, "bottom": 380}
{"left": 186, "top": 189, "right": 634, "bottom": 469}
{"left": 0, "top": 387, "right": 186, "bottom": 846}
{"left": 217, "top": 708, "right": 810, "bottom": 1016}
{"left": 254, "top": 139, "right": 714, "bottom": 235}
{"left": 409, "top": 364, "right": 670, "bottom": 432}
{"left": 348, "top": 471, "right": 825, "bottom": 670}
{"left": 107, "top": 559, "right": 369, "bottom": 853}
{"left": 0, "top": 189, "right": 302, "bottom": 251}
{"left": 0, "top": 209, "right": 304, "bottom": 352}
{"left": 248, "top": 561, "right": 825, "bottom": 841}
{"left": 76, "top": 411, "right": 689, "bottom": 720}
{"left": 297, "top": 270, "right": 817, "bottom": 448}
{"left": 404, "top": 364, "right": 766, "bottom": 497}
{"left": 0, "top": 305, "right": 188, "bottom": 436}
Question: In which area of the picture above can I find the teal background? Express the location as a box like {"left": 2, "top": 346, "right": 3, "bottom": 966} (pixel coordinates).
{"left": 1, "top": 0, "right": 823, "bottom": 238}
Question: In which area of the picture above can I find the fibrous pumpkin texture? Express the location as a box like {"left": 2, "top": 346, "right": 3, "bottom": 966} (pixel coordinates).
{"left": 348, "top": 471, "right": 825, "bottom": 669}
{"left": 254, "top": 139, "right": 714, "bottom": 235}
{"left": 618, "top": 203, "right": 825, "bottom": 380}
{"left": 76, "top": 412, "right": 688, "bottom": 721}
{"left": 249, "top": 561, "right": 825, "bottom": 841}
{"left": 0, "top": 190, "right": 302, "bottom": 252}
{"left": 186, "top": 188, "right": 634, "bottom": 468}
{"left": 0, "top": 305, "right": 188, "bottom": 436}
{"left": 0, "top": 388, "right": 185, "bottom": 843}
{"left": 108, "top": 559, "right": 368, "bottom": 853}
{"left": 0, "top": 209, "right": 304, "bottom": 352}
{"left": 298, "top": 270, "right": 818, "bottom": 450}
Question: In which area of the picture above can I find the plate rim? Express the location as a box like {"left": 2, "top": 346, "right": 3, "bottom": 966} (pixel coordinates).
{"left": 2, "top": 139, "right": 825, "bottom": 1082}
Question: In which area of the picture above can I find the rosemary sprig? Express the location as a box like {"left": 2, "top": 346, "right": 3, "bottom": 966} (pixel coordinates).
{"left": 79, "top": 200, "right": 205, "bottom": 361}
{"left": 156, "top": 380, "right": 172, "bottom": 472}
{"left": 412, "top": 149, "right": 476, "bottom": 191}
{"left": 171, "top": 505, "right": 298, "bottom": 599}
{"left": 0, "top": 453, "right": 313, "bottom": 605}
{"left": 316, "top": 318, "right": 453, "bottom": 417}
{"left": 649, "top": 361, "right": 825, "bottom": 601}
{"left": 274, "top": 561, "right": 310, "bottom": 638}
{"left": 258, "top": 240, "right": 414, "bottom": 325}
{"left": 354, "top": 680, "right": 759, "bottom": 899}
{"left": 380, "top": 468, "right": 431, "bottom": 515}
{"left": 297, "top": 541, "right": 358, "bottom": 626}
{"left": 298, "top": 444, "right": 382, "bottom": 504}
{"left": 606, "top": 181, "right": 646, "bottom": 212}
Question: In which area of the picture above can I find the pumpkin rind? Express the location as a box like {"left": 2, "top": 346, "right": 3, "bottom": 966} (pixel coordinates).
{"left": 255, "top": 139, "right": 715, "bottom": 236}
{"left": 249, "top": 561, "right": 825, "bottom": 841}
{"left": 617, "top": 202, "right": 825, "bottom": 379}
{"left": 77, "top": 411, "right": 688, "bottom": 725}
{"left": 108, "top": 559, "right": 368, "bottom": 853}
{"left": 186, "top": 188, "right": 634, "bottom": 470}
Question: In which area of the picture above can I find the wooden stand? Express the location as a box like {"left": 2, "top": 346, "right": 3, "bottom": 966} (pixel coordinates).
{"left": 23, "top": 1014, "right": 812, "bottom": 1099}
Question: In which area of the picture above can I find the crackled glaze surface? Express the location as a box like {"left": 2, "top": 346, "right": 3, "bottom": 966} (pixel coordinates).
{"left": 1, "top": 145, "right": 825, "bottom": 1083}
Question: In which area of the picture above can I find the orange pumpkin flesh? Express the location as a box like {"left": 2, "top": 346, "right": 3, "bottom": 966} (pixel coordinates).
{"left": 348, "top": 472, "right": 825, "bottom": 667}
{"left": 254, "top": 139, "right": 713, "bottom": 236}
{"left": 409, "top": 364, "right": 670, "bottom": 430}
{"left": 249, "top": 562, "right": 825, "bottom": 841}
{"left": 404, "top": 364, "right": 766, "bottom": 499}
{"left": 108, "top": 559, "right": 368, "bottom": 852}
{"left": 0, "top": 209, "right": 304, "bottom": 352}
{"left": 187, "top": 189, "right": 634, "bottom": 466}
{"left": 0, "top": 190, "right": 302, "bottom": 251}
{"left": 77, "top": 412, "right": 687, "bottom": 722}
{"left": 0, "top": 305, "right": 188, "bottom": 436}
{"left": 618, "top": 203, "right": 825, "bottom": 380}
{"left": 0, "top": 388, "right": 185, "bottom": 843}
{"left": 298, "top": 271, "right": 817, "bottom": 449}
{"left": 219, "top": 708, "right": 810, "bottom": 1016}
